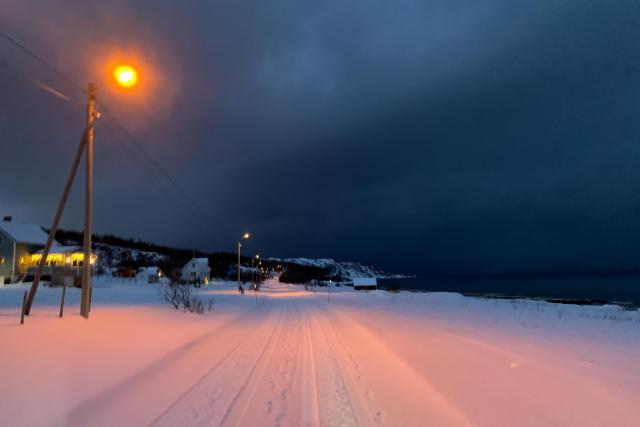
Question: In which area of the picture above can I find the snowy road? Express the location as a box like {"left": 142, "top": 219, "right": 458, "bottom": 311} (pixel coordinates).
{"left": 1, "top": 278, "right": 639, "bottom": 426}
{"left": 63, "top": 282, "right": 469, "bottom": 427}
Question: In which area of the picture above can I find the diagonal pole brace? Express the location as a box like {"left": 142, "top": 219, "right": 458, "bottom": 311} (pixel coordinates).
{"left": 24, "top": 129, "right": 88, "bottom": 316}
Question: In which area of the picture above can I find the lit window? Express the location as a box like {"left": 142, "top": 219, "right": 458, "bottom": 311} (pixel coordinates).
{"left": 0, "top": 256, "right": 4, "bottom": 265}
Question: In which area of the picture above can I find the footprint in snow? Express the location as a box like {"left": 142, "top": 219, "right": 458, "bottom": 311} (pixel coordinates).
{"left": 374, "top": 409, "right": 387, "bottom": 424}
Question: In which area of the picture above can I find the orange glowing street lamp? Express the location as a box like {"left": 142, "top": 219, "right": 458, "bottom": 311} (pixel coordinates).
{"left": 113, "top": 65, "right": 138, "bottom": 88}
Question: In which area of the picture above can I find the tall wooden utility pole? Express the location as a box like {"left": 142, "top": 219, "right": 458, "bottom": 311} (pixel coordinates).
{"left": 80, "top": 83, "right": 96, "bottom": 318}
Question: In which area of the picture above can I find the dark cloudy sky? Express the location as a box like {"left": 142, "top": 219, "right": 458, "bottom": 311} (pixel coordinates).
{"left": 1, "top": 1, "right": 640, "bottom": 275}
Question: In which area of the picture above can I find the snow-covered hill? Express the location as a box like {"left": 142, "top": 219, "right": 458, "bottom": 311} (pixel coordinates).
{"left": 271, "top": 257, "right": 403, "bottom": 280}
{"left": 63, "top": 233, "right": 402, "bottom": 281}
{"left": 93, "top": 243, "right": 166, "bottom": 273}
{"left": 89, "top": 239, "right": 400, "bottom": 281}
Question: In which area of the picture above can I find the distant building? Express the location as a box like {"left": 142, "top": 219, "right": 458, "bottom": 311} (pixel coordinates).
{"left": 0, "top": 216, "right": 95, "bottom": 286}
{"left": 353, "top": 277, "right": 377, "bottom": 290}
{"left": 136, "top": 266, "right": 163, "bottom": 283}
{"left": 113, "top": 267, "right": 137, "bottom": 278}
{"left": 181, "top": 257, "right": 210, "bottom": 285}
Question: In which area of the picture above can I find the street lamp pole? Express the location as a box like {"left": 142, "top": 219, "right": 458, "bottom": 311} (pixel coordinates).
{"left": 237, "top": 233, "right": 250, "bottom": 294}
{"left": 80, "top": 83, "right": 96, "bottom": 318}
{"left": 237, "top": 241, "right": 241, "bottom": 292}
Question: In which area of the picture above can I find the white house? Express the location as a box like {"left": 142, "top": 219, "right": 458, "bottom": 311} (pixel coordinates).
{"left": 1, "top": 217, "right": 50, "bottom": 284}
{"left": 353, "top": 277, "right": 377, "bottom": 290}
{"left": 181, "top": 258, "right": 210, "bottom": 285}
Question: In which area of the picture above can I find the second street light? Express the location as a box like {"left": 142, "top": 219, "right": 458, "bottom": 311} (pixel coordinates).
{"left": 237, "top": 232, "right": 250, "bottom": 294}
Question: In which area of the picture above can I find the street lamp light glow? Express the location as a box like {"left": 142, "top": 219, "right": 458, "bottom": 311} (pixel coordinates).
{"left": 113, "top": 65, "right": 138, "bottom": 88}
{"left": 242, "top": 232, "right": 250, "bottom": 240}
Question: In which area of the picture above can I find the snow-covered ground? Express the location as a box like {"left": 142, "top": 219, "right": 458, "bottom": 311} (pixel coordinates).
{"left": 1, "top": 278, "right": 639, "bottom": 426}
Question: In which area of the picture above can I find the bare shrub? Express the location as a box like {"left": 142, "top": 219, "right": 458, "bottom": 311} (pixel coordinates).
{"left": 161, "top": 283, "right": 212, "bottom": 315}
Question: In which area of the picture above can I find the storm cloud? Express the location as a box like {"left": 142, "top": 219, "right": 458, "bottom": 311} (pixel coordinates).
{"left": 2, "top": 0, "right": 640, "bottom": 274}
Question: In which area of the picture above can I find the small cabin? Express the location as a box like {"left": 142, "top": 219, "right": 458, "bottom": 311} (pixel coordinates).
{"left": 136, "top": 266, "right": 163, "bottom": 283}
{"left": 353, "top": 277, "right": 377, "bottom": 290}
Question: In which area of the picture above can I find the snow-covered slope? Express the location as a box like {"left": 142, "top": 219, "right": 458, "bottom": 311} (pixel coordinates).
{"left": 272, "top": 257, "right": 402, "bottom": 280}
{"left": 58, "top": 231, "right": 401, "bottom": 281}
{"left": 93, "top": 243, "right": 165, "bottom": 273}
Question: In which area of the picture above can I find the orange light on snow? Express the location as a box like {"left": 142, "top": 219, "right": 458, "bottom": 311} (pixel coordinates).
{"left": 113, "top": 65, "right": 138, "bottom": 88}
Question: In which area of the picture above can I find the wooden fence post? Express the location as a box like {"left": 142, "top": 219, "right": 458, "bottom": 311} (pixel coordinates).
{"left": 59, "top": 285, "right": 67, "bottom": 318}
{"left": 20, "top": 290, "right": 27, "bottom": 325}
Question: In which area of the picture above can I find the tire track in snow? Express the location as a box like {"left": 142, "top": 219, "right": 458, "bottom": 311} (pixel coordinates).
{"left": 317, "top": 307, "right": 387, "bottom": 425}
{"left": 295, "top": 309, "right": 321, "bottom": 426}
{"left": 220, "top": 303, "right": 304, "bottom": 426}
{"left": 66, "top": 303, "right": 271, "bottom": 427}
{"left": 317, "top": 303, "right": 473, "bottom": 426}
{"left": 305, "top": 304, "right": 361, "bottom": 427}
{"left": 150, "top": 304, "right": 285, "bottom": 427}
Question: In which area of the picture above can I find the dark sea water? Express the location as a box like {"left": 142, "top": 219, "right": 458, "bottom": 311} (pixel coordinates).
{"left": 378, "top": 273, "right": 640, "bottom": 306}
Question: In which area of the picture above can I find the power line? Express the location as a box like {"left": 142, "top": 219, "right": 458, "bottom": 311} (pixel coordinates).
{"left": 97, "top": 102, "right": 207, "bottom": 213}
{"left": 99, "top": 117, "right": 169, "bottom": 196}
{"left": 0, "top": 27, "right": 208, "bottom": 220}
{"left": 0, "top": 29, "right": 85, "bottom": 94}
{"left": 0, "top": 58, "right": 81, "bottom": 106}
{"left": 98, "top": 115, "right": 212, "bottom": 241}
{"left": 0, "top": 56, "right": 190, "bottom": 216}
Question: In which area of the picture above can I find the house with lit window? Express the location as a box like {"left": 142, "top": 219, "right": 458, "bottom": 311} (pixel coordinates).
{"left": 0, "top": 216, "right": 96, "bottom": 286}
{"left": 181, "top": 257, "right": 210, "bottom": 285}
